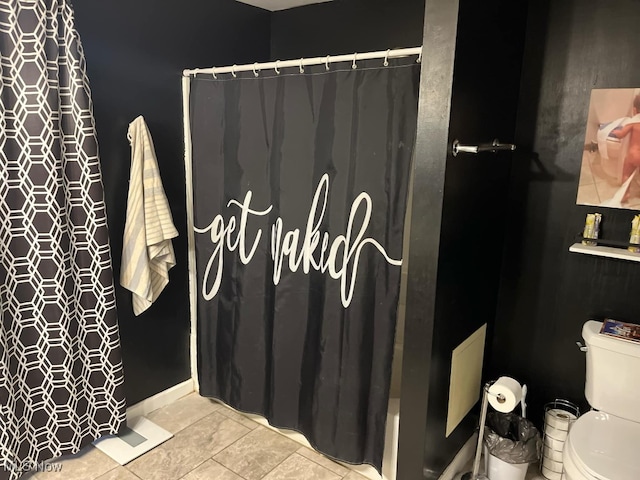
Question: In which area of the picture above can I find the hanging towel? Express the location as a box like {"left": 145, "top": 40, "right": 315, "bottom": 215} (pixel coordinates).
{"left": 121, "top": 116, "right": 178, "bottom": 315}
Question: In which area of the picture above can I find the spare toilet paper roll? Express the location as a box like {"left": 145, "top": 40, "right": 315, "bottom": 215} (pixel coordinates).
{"left": 545, "top": 408, "right": 577, "bottom": 430}
{"left": 488, "top": 376, "right": 522, "bottom": 413}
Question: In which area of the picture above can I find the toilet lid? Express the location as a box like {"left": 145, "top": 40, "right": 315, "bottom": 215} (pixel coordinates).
{"left": 568, "top": 410, "right": 640, "bottom": 480}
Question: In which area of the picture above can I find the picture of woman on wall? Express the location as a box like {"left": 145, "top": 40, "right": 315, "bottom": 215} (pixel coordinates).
{"left": 610, "top": 94, "right": 640, "bottom": 191}
{"left": 577, "top": 88, "right": 640, "bottom": 209}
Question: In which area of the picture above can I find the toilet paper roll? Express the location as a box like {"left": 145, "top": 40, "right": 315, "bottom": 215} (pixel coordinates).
{"left": 542, "top": 456, "right": 564, "bottom": 473}
{"left": 544, "top": 424, "right": 569, "bottom": 442}
{"left": 543, "top": 444, "right": 564, "bottom": 462}
{"left": 541, "top": 464, "right": 563, "bottom": 480}
{"left": 488, "top": 376, "right": 522, "bottom": 413}
{"left": 545, "top": 407, "right": 577, "bottom": 430}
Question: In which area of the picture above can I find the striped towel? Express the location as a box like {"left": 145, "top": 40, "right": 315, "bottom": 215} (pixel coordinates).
{"left": 121, "top": 116, "right": 178, "bottom": 316}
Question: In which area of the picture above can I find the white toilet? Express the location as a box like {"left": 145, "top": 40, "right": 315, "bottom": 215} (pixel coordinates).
{"left": 562, "top": 320, "right": 640, "bottom": 480}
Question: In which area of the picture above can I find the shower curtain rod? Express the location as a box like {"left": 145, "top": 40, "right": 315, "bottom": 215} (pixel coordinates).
{"left": 182, "top": 46, "right": 422, "bottom": 77}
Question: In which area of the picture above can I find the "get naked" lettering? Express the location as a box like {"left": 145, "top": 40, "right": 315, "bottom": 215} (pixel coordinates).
{"left": 194, "top": 174, "right": 402, "bottom": 308}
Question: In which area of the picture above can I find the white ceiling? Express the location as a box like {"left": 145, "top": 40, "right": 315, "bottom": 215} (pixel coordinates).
{"left": 234, "top": 0, "right": 333, "bottom": 12}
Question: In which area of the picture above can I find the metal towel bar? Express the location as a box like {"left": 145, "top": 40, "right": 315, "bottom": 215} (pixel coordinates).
{"left": 452, "top": 139, "right": 516, "bottom": 157}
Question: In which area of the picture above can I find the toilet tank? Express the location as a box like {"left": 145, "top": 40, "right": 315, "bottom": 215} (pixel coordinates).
{"left": 583, "top": 320, "right": 640, "bottom": 423}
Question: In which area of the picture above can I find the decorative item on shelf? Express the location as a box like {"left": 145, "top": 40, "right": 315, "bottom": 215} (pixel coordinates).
{"left": 582, "top": 213, "right": 602, "bottom": 246}
{"left": 569, "top": 234, "right": 640, "bottom": 262}
{"left": 629, "top": 215, "right": 640, "bottom": 253}
{"left": 541, "top": 399, "right": 580, "bottom": 480}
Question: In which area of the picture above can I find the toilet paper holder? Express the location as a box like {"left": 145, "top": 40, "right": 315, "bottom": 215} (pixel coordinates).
{"left": 461, "top": 381, "right": 495, "bottom": 480}
{"left": 461, "top": 378, "right": 523, "bottom": 480}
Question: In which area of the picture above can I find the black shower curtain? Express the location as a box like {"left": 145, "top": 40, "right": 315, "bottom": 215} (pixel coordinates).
{"left": 190, "top": 59, "right": 419, "bottom": 470}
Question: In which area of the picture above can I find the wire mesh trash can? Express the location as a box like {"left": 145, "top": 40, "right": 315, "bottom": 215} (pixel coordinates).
{"left": 541, "top": 400, "right": 580, "bottom": 480}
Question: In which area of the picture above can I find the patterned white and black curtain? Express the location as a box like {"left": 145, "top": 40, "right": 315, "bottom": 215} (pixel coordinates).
{"left": 189, "top": 58, "right": 419, "bottom": 470}
{"left": 0, "top": 1, "right": 126, "bottom": 478}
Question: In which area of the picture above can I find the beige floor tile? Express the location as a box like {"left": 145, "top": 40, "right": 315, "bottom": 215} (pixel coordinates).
{"left": 34, "top": 445, "right": 119, "bottom": 480}
{"left": 95, "top": 467, "right": 141, "bottom": 480}
{"left": 181, "top": 459, "right": 243, "bottom": 480}
{"left": 296, "top": 447, "right": 350, "bottom": 477}
{"left": 217, "top": 406, "right": 260, "bottom": 430}
{"left": 214, "top": 426, "right": 300, "bottom": 480}
{"left": 146, "top": 393, "right": 222, "bottom": 434}
{"left": 342, "top": 473, "right": 370, "bottom": 480}
{"left": 261, "top": 454, "right": 341, "bottom": 480}
{"left": 127, "top": 412, "right": 251, "bottom": 480}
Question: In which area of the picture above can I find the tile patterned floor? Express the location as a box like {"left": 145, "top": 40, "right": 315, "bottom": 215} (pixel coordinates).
{"left": 27, "top": 393, "right": 371, "bottom": 480}
{"left": 20, "top": 392, "right": 551, "bottom": 480}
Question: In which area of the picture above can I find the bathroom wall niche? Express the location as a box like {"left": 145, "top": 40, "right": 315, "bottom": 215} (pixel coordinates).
{"left": 577, "top": 87, "right": 640, "bottom": 210}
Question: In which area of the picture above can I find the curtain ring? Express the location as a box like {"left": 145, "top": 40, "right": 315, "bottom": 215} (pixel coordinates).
{"left": 212, "top": 67, "right": 217, "bottom": 79}
{"left": 325, "top": 55, "right": 330, "bottom": 71}
{"left": 417, "top": 48, "right": 423, "bottom": 64}
{"left": 299, "top": 57, "right": 304, "bottom": 73}
{"left": 253, "top": 63, "right": 260, "bottom": 77}
{"left": 231, "top": 64, "right": 237, "bottom": 78}
{"left": 192, "top": 68, "right": 199, "bottom": 78}
{"left": 384, "top": 49, "right": 390, "bottom": 67}
{"left": 352, "top": 53, "right": 358, "bottom": 69}
{"left": 275, "top": 60, "right": 280, "bottom": 75}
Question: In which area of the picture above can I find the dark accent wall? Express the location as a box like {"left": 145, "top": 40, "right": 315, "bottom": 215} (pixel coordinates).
{"left": 72, "top": 0, "right": 271, "bottom": 405}
{"left": 270, "top": 0, "right": 425, "bottom": 59}
{"left": 402, "top": 1, "right": 528, "bottom": 478}
{"left": 492, "top": 0, "right": 640, "bottom": 427}
{"left": 398, "top": 2, "right": 459, "bottom": 477}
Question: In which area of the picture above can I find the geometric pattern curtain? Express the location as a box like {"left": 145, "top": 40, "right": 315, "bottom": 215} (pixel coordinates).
{"left": 0, "top": 2, "right": 126, "bottom": 478}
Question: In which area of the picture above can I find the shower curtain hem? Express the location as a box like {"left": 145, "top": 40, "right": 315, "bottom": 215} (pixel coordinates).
{"left": 202, "top": 393, "right": 383, "bottom": 474}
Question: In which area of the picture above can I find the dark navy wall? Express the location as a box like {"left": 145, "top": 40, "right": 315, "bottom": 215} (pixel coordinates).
{"left": 492, "top": 0, "right": 640, "bottom": 427}
{"left": 72, "top": 0, "right": 271, "bottom": 405}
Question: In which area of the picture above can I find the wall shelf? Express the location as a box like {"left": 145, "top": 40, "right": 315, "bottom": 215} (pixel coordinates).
{"left": 569, "top": 243, "right": 640, "bottom": 262}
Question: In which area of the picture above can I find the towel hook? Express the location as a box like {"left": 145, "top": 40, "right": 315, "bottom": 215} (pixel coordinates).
{"left": 299, "top": 58, "right": 304, "bottom": 73}
{"left": 253, "top": 63, "right": 260, "bottom": 77}
{"left": 212, "top": 68, "right": 217, "bottom": 79}
{"left": 231, "top": 64, "right": 237, "bottom": 78}
{"left": 384, "top": 49, "right": 390, "bottom": 67}
{"left": 275, "top": 60, "right": 280, "bottom": 75}
{"left": 325, "top": 55, "right": 330, "bottom": 71}
{"left": 352, "top": 53, "right": 358, "bottom": 69}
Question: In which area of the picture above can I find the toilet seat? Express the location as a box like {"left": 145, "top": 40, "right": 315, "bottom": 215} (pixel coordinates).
{"left": 563, "top": 410, "right": 640, "bottom": 480}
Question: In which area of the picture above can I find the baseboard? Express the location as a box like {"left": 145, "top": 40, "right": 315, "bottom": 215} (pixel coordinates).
{"left": 439, "top": 433, "right": 476, "bottom": 480}
{"left": 126, "top": 379, "right": 195, "bottom": 421}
